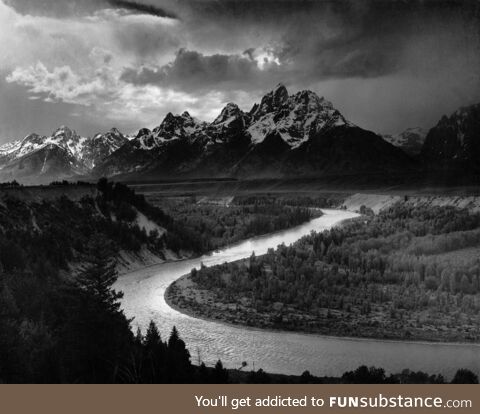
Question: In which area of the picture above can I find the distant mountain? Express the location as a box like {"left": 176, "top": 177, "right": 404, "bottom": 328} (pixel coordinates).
{"left": 1, "top": 84, "right": 421, "bottom": 183}
{"left": 383, "top": 127, "right": 426, "bottom": 156}
{"left": 421, "top": 103, "right": 480, "bottom": 171}
{"left": 94, "top": 84, "right": 413, "bottom": 180}
{"left": 0, "top": 126, "right": 128, "bottom": 183}
{"left": 81, "top": 128, "right": 129, "bottom": 169}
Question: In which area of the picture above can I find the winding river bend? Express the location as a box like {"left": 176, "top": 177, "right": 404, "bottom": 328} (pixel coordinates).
{"left": 115, "top": 209, "right": 480, "bottom": 378}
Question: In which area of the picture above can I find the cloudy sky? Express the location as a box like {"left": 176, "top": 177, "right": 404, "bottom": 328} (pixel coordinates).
{"left": 0, "top": 0, "right": 479, "bottom": 142}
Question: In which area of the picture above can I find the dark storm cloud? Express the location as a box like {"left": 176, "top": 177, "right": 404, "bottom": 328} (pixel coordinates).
{"left": 2, "top": 0, "right": 480, "bottom": 139}
{"left": 4, "top": 0, "right": 177, "bottom": 18}
{"left": 120, "top": 0, "right": 480, "bottom": 90}
{"left": 121, "top": 48, "right": 280, "bottom": 90}
{"left": 273, "top": 0, "right": 480, "bottom": 80}
{"left": 107, "top": 0, "right": 177, "bottom": 18}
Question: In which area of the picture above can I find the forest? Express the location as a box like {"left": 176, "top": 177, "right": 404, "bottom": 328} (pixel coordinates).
{"left": 169, "top": 203, "right": 480, "bottom": 342}
{"left": 144, "top": 193, "right": 320, "bottom": 251}
{"left": 1, "top": 181, "right": 478, "bottom": 383}
{"left": 0, "top": 178, "right": 198, "bottom": 274}
{"left": 0, "top": 179, "right": 202, "bottom": 382}
{"left": 0, "top": 180, "right": 314, "bottom": 382}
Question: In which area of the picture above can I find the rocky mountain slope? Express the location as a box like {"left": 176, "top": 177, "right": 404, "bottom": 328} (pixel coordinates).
{"left": 8, "top": 84, "right": 480, "bottom": 184}
{"left": 421, "top": 104, "right": 480, "bottom": 171}
{"left": 383, "top": 127, "right": 426, "bottom": 156}
{"left": 94, "top": 84, "right": 414, "bottom": 180}
{"left": 0, "top": 126, "right": 128, "bottom": 183}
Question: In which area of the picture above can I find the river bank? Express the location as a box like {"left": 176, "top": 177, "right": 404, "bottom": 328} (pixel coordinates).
{"left": 116, "top": 209, "right": 480, "bottom": 378}
{"left": 164, "top": 210, "right": 480, "bottom": 344}
{"left": 165, "top": 262, "right": 480, "bottom": 344}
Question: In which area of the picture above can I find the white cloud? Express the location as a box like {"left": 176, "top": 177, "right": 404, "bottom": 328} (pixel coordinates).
{"left": 5, "top": 58, "right": 237, "bottom": 129}
{"left": 6, "top": 63, "right": 116, "bottom": 105}
{"left": 0, "top": 1, "right": 182, "bottom": 71}
{"left": 0, "top": 0, "right": 273, "bottom": 134}
{"left": 0, "top": 0, "right": 202, "bottom": 130}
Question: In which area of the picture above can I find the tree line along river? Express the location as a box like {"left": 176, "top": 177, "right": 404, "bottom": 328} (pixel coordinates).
{"left": 115, "top": 209, "right": 480, "bottom": 379}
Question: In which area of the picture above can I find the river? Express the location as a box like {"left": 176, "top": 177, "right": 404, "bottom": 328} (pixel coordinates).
{"left": 115, "top": 209, "right": 480, "bottom": 379}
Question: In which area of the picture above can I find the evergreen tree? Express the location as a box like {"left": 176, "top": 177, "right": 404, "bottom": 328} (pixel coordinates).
{"left": 77, "top": 234, "right": 123, "bottom": 312}
{"left": 166, "top": 326, "right": 191, "bottom": 382}
{"left": 212, "top": 360, "right": 229, "bottom": 383}
{"left": 62, "top": 233, "right": 132, "bottom": 382}
{"left": 142, "top": 320, "right": 166, "bottom": 383}
{"left": 451, "top": 369, "right": 479, "bottom": 384}
{"left": 145, "top": 320, "right": 161, "bottom": 350}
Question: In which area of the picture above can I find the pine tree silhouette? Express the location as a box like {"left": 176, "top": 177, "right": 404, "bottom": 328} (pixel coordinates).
{"left": 77, "top": 234, "right": 123, "bottom": 312}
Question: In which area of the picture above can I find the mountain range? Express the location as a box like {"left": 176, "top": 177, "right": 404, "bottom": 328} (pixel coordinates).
{"left": 382, "top": 127, "right": 427, "bottom": 157}
{"left": 421, "top": 104, "right": 480, "bottom": 171}
{"left": 0, "top": 84, "right": 478, "bottom": 184}
{"left": 0, "top": 126, "right": 128, "bottom": 182}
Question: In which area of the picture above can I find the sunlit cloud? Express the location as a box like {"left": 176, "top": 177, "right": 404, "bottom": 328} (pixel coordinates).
{"left": 0, "top": 0, "right": 479, "bottom": 141}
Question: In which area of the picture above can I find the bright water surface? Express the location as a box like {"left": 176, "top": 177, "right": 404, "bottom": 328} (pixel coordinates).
{"left": 115, "top": 209, "right": 480, "bottom": 378}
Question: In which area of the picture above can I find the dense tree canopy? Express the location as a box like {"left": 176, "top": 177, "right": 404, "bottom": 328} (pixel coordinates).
{"left": 175, "top": 204, "right": 480, "bottom": 341}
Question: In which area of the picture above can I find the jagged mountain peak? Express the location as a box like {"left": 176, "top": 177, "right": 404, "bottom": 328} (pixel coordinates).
{"left": 454, "top": 103, "right": 480, "bottom": 117}
{"left": 109, "top": 127, "right": 123, "bottom": 135}
{"left": 158, "top": 111, "right": 198, "bottom": 129}
{"left": 212, "top": 102, "right": 244, "bottom": 125}
{"left": 128, "top": 110, "right": 206, "bottom": 151}
{"left": 434, "top": 104, "right": 480, "bottom": 127}
{"left": 21, "top": 132, "right": 44, "bottom": 145}
{"left": 421, "top": 102, "right": 480, "bottom": 167}
{"left": 383, "top": 127, "right": 426, "bottom": 156}
{"left": 54, "top": 125, "right": 73, "bottom": 133}
{"left": 93, "top": 128, "right": 127, "bottom": 146}
{"left": 0, "top": 124, "right": 132, "bottom": 179}
{"left": 94, "top": 127, "right": 124, "bottom": 140}
{"left": 136, "top": 128, "right": 151, "bottom": 138}
{"left": 252, "top": 83, "right": 289, "bottom": 119}
{"left": 207, "top": 103, "right": 250, "bottom": 141}
{"left": 272, "top": 83, "right": 288, "bottom": 99}
{"left": 52, "top": 125, "right": 80, "bottom": 140}
{"left": 1, "top": 83, "right": 422, "bottom": 183}
{"left": 162, "top": 112, "right": 176, "bottom": 122}
{"left": 81, "top": 128, "right": 128, "bottom": 169}
{"left": 291, "top": 89, "right": 331, "bottom": 109}
{"left": 0, "top": 140, "right": 21, "bottom": 154}
{"left": 248, "top": 85, "right": 350, "bottom": 148}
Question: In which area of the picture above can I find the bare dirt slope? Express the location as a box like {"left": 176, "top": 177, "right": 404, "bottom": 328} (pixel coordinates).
{"left": 342, "top": 193, "right": 480, "bottom": 214}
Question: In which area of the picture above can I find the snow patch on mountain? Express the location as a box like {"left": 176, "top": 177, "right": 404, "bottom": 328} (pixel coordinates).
{"left": 248, "top": 86, "right": 352, "bottom": 148}
{"left": 0, "top": 125, "right": 129, "bottom": 176}
{"left": 383, "top": 127, "right": 427, "bottom": 156}
{"left": 0, "top": 140, "right": 22, "bottom": 157}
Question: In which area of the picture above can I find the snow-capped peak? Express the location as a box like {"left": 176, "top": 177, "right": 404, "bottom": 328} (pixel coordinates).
{"left": 109, "top": 127, "right": 123, "bottom": 136}
{"left": 247, "top": 86, "right": 352, "bottom": 148}
{"left": 212, "top": 103, "right": 244, "bottom": 125}
{"left": 153, "top": 111, "right": 202, "bottom": 140}
{"left": 130, "top": 111, "right": 205, "bottom": 150}
{"left": 251, "top": 83, "right": 289, "bottom": 120}
{"left": 0, "top": 125, "right": 130, "bottom": 171}
{"left": 181, "top": 111, "right": 193, "bottom": 120}
{"left": 0, "top": 140, "right": 22, "bottom": 157}
{"left": 54, "top": 125, "right": 75, "bottom": 138}
{"left": 382, "top": 127, "right": 426, "bottom": 156}
{"left": 80, "top": 128, "right": 128, "bottom": 168}
{"left": 136, "top": 128, "right": 151, "bottom": 139}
